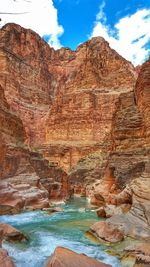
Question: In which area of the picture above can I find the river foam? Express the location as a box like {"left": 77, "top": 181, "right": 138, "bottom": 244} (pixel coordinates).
{"left": 0, "top": 197, "right": 121, "bottom": 267}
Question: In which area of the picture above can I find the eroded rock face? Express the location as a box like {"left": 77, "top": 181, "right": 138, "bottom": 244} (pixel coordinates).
{"left": 90, "top": 58, "right": 150, "bottom": 241}
{"left": 96, "top": 204, "right": 131, "bottom": 218}
{"left": 90, "top": 89, "right": 146, "bottom": 198}
{"left": 44, "top": 38, "right": 136, "bottom": 172}
{"left": 0, "top": 83, "right": 69, "bottom": 214}
{"left": 0, "top": 23, "right": 150, "bottom": 239}
{"left": 46, "top": 246, "right": 111, "bottom": 267}
{"left": 0, "top": 85, "right": 25, "bottom": 145}
{"left": 68, "top": 88, "right": 146, "bottom": 196}
{"left": 0, "top": 23, "right": 55, "bottom": 146}
{"left": 0, "top": 145, "right": 70, "bottom": 213}
{"left": 0, "top": 23, "right": 136, "bottom": 170}
{"left": 107, "top": 162, "right": 150, "bottom": 240}
{"left": 0, "top": 23, "right": 139, "bottom": 202}
{"left": 135, "top": 58, "right": 150, "bottom": 144}
{"left": 69, "top": 150, "right": 110, "bottom": 197}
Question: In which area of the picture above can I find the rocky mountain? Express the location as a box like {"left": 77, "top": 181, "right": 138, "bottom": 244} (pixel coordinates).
{"left": 0, "top": 23, "right": 150, "bottom": 245}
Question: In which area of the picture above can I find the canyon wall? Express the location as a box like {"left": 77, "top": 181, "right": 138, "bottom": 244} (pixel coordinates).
{"left": 0, "top": 83, "right": 69, "bottom": 214}
{"left": 44, "top": 37, "right": 136, "bottom": 171}
{"left": 0, "top": 23, "right": 150, "bottom": 240}
{"left": 89, "top": 58, "right": 150, "bottom": 240}
{"left": 0, "top": 23, "right": 57, "bottom": 146}
{"left": 0, "top": 23, "right": 136, "bottom": 172}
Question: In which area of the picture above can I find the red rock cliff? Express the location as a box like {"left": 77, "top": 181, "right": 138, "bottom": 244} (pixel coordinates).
{"left": 0, "top": 23, "right": 56, "bottom": 146}
{"left": 0, "top": 83, "right": 69, "bottom": 214}
{"left": 44, "top": 37, "right": 136, "bottom": 171}
{"left": 0, "top": 23, "right": 150, "bottom": 235}
{"left": 0, "top": 24, "right": 137, "bottom": 172}
{"left": 89, "top": 58, "right": 150, "bottom": 241}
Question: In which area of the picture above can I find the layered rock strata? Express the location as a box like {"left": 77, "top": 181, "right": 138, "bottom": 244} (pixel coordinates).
{"left": 89, "top": 58, "right": 150, "bottom": 241}
{"left": 0, "top": 23, "right": 54, "bottom": 146}
{"left": 0, "top": 23, "right": 150, "bottom": 243}
{"left": 0, "top": 23, "right": 136, "bottom": 172}
{"left": 0, "top": 83, "right": 69, "bottom": 213}
{"left": 44, "top": 37, "right": 136, "bottom": 172}
{"left": 0, "top": 145, "right": 69, "bottom": 214}
{"left": 0, "top": 23, "right": 141, "bottom": 204}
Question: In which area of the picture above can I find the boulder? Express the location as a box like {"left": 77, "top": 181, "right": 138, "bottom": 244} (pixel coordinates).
{"left": 0, "top": 248, "right": 16, "bottom": 267}
{"left": 0, "top": 227, "right": 16, "bottom": 266}
{"left": 124, "top": 242, "right": 150, "bottom": 265}
{"left": 96, "top": 207, "right": 106, "bottom": 217}
{"left": 107, "top": 164, "right": 150, "bottom": 240}
{"left": 46, "top": 246, "right": 111, "bottom": 267}
{"left": 90, "top": 194, "right": 105, "bottom": 207}
{"left": 96, "top": 204, "right": 131, "bottom": 218}
{"left": 89, "top": 221, "right": 124, "bottom": 243}
{"left": 0, "top": 223, "right": 27, "bottom": 242}
{"left": 43, "top": 207, "right": 64, "bottom": 213}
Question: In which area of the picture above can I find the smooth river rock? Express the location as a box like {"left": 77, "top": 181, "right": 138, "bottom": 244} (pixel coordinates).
{"left": 0, "top": 223, "right": 27, "bottom": 242}
{"left": 46, "top": 246, "right": 112, "bottom": 267}
{"left": 0, "top": 248, "right": 16, "bottom": 267}
{"left": 89, "top": 221, "right": 124, "bottom": 243}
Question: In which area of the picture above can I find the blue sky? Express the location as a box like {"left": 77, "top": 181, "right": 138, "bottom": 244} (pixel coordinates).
{"left": 0, "top": 0, "right": 150, "bottom": 65}
{"left": 53, "top": 0, "right": 150, "bottom": 50}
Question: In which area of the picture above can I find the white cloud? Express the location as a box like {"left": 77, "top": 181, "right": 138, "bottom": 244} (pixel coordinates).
{"left": 96, "top": 0, "right": 106, "bottom": 22}
{"left": 0, "top": 0, "right": 64, "bottom": 49}
{"left": 91, "top": 4, "right": 150, "bottom": 65}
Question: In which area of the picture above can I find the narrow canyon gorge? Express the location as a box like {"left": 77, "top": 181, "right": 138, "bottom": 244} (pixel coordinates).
{"left": 0, "top": 23, "right": 150, "bottom": 267}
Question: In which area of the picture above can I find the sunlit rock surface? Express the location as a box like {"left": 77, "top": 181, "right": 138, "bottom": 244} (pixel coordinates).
{"left": 46, "top": 246, "right": 112, "bottom": 267}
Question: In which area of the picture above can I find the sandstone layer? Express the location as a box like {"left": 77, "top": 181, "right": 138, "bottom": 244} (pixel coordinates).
{"left": 0, "top": 23, "right": 54, "bottom": 146}
{"left": 89, "top": 58, "right": 150, "bottom": 241}
{"left": 0, "top": 82, "right": 69, "bottom": 214}
{"left": 44, "top": 37, "right": 136, "bottom": 172}
{"left": 0, "top": 23, "right": 140, "bottom": 204}
{"left": 0, "top": 23, "right": 136, "bottom": 173}
{"left": 0, "top": 143, "right": 70, "bottom": 214}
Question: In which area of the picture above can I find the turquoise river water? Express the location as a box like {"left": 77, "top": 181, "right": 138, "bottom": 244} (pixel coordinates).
{"left": 0, "top": 197, "right": 121, "bottom": 267}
